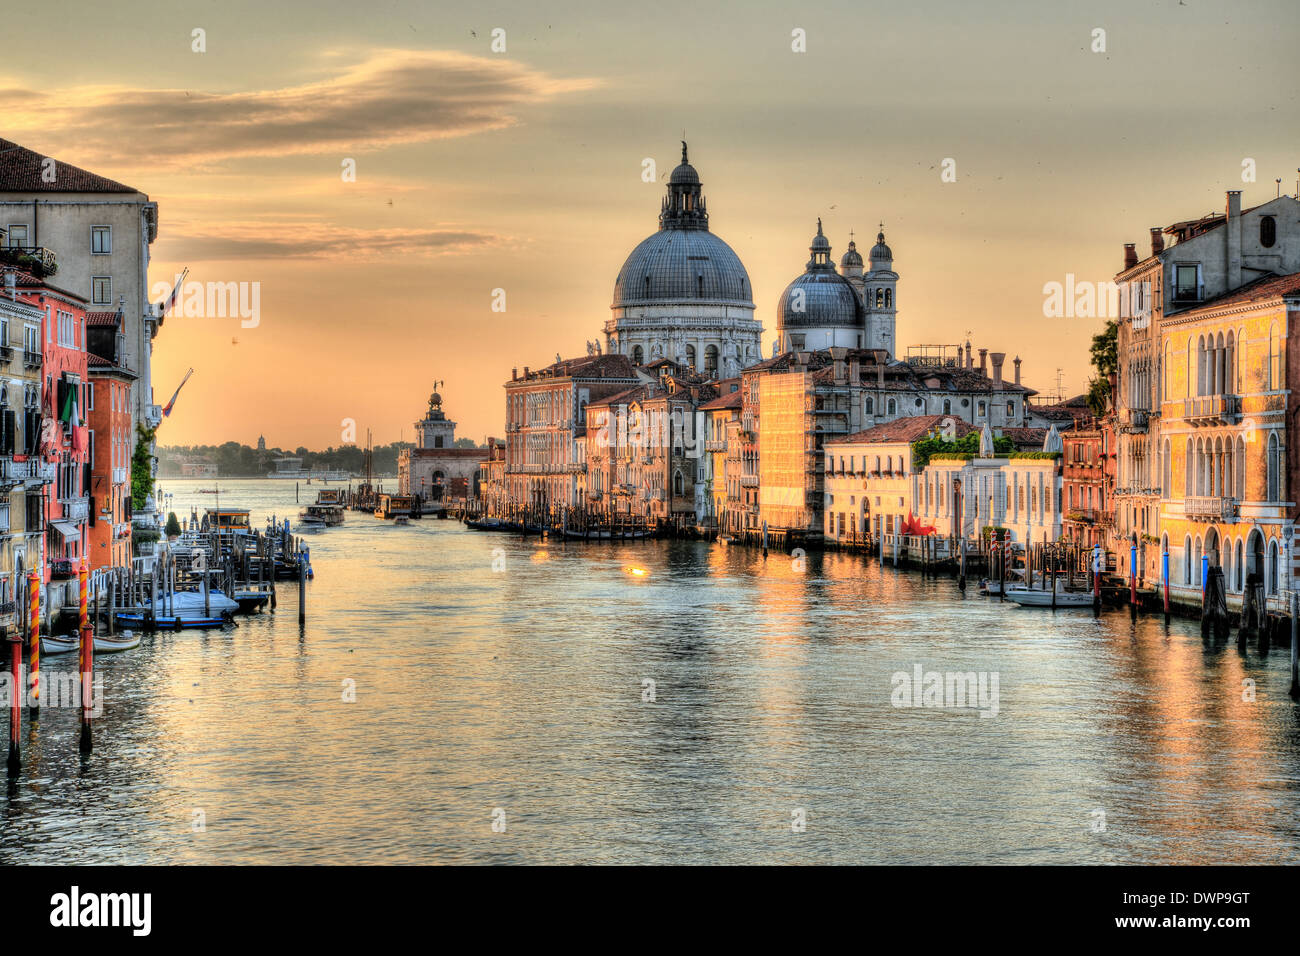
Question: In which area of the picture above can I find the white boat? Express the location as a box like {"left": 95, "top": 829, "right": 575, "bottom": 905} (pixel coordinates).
{"left": 297, "top": 515, "right": 327, "bottom": 532}
{"left": 393, "top": 516, "right": 411, "bottom": 526}
{"left": 40, "top": 634, "right": 79, "bottom": 655}
{"left": 152, "top": 589, "right": 240, "bottom": 617}
{"left": 95, "top": 632, "right": 141, "bottom": 653}
{"left": 1005, "top": 585, "right": 1096, "bottom": 608}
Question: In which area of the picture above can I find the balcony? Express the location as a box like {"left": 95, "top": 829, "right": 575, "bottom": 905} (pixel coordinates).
{"left": 61, "top": 497, "right": 89, "bottom": 523}
{"left": 739, "top": 474, "right": 758, "bottom": 488}
{"left": 1183, "top": 394, "right": 1240, "bottom": 425}
{"left": 704, "top": 439, "right": 727, "bottom": 452}
{"left": 0, "top": 345, "right": 12, "bottom": 364}
{"left": 1119, "top": 408, "right": 1148, "bottom": 434}
{"left": 22, "top": 350, "right": 40, "bottom": 369}
{"left": 1184, "top": 496, "right": 1236, "bottom": 521}
{"left": 0, "top": 245, "right": 57, "bottom": 278}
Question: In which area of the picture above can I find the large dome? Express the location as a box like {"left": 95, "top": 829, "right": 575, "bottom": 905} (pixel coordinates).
{"left": 613, "top": 228, "right": 754, "bottom": 308}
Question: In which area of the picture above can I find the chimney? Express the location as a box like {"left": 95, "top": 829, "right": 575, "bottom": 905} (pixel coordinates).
{"left": 1123, "top": 243, "right": 1138, "bottom": 270}
{"left": 523, "top": 366, "right": 530, "bottom": 378}
{"left": 1149, "top": 227, "right": 1164, "bottom": 257}
{"left": 511, "top": 367, "right": 518, "bottom": 381}
{"left": 965, "top": 341, "right": 973, "bottom": 369}
{"left": 1226, "top": 189, "right": 1242, "bottom": 289}
{"left": 1013, "top": 355, "right": 1022, "bottom": 386}
{"left": 2, "top": 270, "right": 14, "bottom": 298}
{"left": 978, "top": 348, "right": 988, "bottom": 374}
{"left": 990, "top": 352, "right": 1005, "bottom": 388}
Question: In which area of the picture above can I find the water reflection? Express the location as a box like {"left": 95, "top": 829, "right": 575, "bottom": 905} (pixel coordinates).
{"left": 1, "top": 479, "right": 1298, "bottom": 864}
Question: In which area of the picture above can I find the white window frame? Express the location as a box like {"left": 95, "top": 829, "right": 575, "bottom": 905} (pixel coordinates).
{"left": 6, "top": 224, "right": 28, "bottom": 248}
{"left": 90, "top": 225, "right": 112, "bottom": 255}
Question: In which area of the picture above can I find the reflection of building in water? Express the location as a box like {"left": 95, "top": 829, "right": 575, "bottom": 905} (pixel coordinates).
{"left": 397, "top": 388, "right": 493, "bottom": 502}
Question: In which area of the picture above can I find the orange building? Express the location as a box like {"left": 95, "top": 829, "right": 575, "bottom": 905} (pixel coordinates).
{"left": 86, "top": 309, "right": 135, "bottom": 570}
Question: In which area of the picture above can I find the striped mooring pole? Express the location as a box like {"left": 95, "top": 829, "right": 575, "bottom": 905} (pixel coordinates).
{"left": 79, "top": 559, "right": 92, "bottom": 754}
{"left": 28, "top": 570, "right": 39, "bottom": 720}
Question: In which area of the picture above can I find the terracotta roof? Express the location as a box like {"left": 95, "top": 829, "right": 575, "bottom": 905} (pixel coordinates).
{"left": 1191, "top": 271, "right": 1300, "bottom": 311}
{"left": 510, "top": 353, "right": 637, "bottom": 384}
{"left": 585, "top": 383, "right": 653, "bottom": 408}
{"left": 832, "top": 414, "right": 977, "bottom": 445}
{"left": 86, "top": 310, "right": 121, "bottom": 327}
{"left": 0, "top": 139, "right": 140, "bottom": 193}
{"left": 699, "top": 389, "right": 742, "bottom": 411}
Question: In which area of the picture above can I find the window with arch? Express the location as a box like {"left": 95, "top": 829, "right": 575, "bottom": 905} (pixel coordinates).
{"left": 1235, "top": 539, "right": 1243, "bottom": 591}
{"left": 884, "top": 289, "right": 892, "bottom": 308}
{"left": 704, "top": 345, "right": 719, "bottom": 376}
{"left": 943, "top": 399, "right": 951, "bottom": 414}
{"left": 1183, "top": 535, "right": 1192, "bottom": 585}
{"left": 865, "top": 396, "right": 874, "bottom": 415}
{"left": 1186, "top": 338, "right": 1194, "bottom": 398}
{"left": 1267, "top": 432, "right": 1282, "bottom": 501}
{"left": 1260, "top": 215, "right": 1277, "bottom": 248}
{"left": 673, "top": 470, "right": 684, "bottom": 496}
{"left": 685, "top": 345, "right": 696, "bottom": 369}
{"left": 875, "top": 289, "right": 883, "bottom": 308}
{"left": 1268, "top": 540, "right": 1279, "bottom": 594}
{"left": 632, "top": 345, "right": 644, "bottom": 365}
{"left": 887, "top": 398, "right": 896, "bottom": 416}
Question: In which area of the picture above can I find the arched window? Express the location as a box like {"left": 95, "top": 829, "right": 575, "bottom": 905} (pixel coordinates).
{"left": 865, "top": 396, "right": 874, "bottom": 415}
{"left": 1162, "top": 438, "right": 1171, "bottom": 495}
{"left": 887, "top": 398, "right": 896, "bottom": 415}
{"left": 632, "top": 345, "right": 644, "bottom": 365}
{"left": 1235, "top": 539, "right": 1243, "bottom": 591}
{"left": 704, "top": 345, "right": 719, "bottom": 376}
{"left": 1185, "top": 439, "right": 1193, "bottom": 497}
{"left": 1186, "top": 338, "right": 1194, "bottom": 398}
{"left": 884, "top": 289, "right": 892, "bottom": 308}
{"left": 943, "top": 399, "right": 951, "bottom": 414}
{"left": 673, "top": 470, "right": 684, "bottom": 496}
{"left": 1163, "top": 341, "right": 1171, "bottom": 400}
{"left": 1183, "top": 535, "right": 1192, "bottom": 585}
{"left": 1197, "top": 335, "right": 1206, "bottom": 395}
{"left": 1268, "top": 540, "right": 1279, "bottom": 594}
{"left": 1235, "top": 436, "right": 1246, "bottom": 498}
{"left": 875, "top": 289, "right": 883, "bottom": 308}
{"left": 1261, "top": 215, "right": 1277, "bottom": 248}
{"left": 685, "top": 345, "right": 696, "bottom": 369}
{"left": 1268, "top": 432, "right": 1281, "bottom": 501}
{"left": 1225, "top": 331, "right": 1235, "bottom": 394}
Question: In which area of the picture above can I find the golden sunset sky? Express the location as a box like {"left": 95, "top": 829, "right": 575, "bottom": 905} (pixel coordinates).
{"left": 4, "top": 0, "right": 1297, "bottom": 448}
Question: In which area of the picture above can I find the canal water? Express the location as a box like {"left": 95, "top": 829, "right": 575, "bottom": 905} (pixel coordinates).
{"left": 2, "top": 478, "right": 1298, "bottom": 864}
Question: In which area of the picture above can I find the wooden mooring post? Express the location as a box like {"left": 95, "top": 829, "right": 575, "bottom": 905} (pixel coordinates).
{"left": 79, "top": 559, "right": 93, "bottom": 754}
{"left": 28, "top": 570, "right": 39, "bottom": 721}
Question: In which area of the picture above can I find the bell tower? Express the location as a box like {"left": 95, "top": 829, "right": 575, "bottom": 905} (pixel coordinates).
{"left": 417, "top": 383, "right": 456, "bottom": 450}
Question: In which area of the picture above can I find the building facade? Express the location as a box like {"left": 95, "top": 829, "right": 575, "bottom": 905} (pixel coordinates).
{"left": 503, "top": 353, "right": 639, "bottom": 511}
{"left": 86, "top": 308, "right": 135, "bottom": 571}
{"left": 397, "top": 390, "right": 491, "bottom": 503}
{"left": 0, "top": 139, "right": 161, "bottom": 431}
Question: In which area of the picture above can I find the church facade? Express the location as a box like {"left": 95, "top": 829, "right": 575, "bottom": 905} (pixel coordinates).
{"left": 397, "top": 390, "right": 491, "bottom": 502}
{"left": 603, "top": 144, "right": 763, "bottom": 378}
{"left": 775, "top": 221, "right": 898, "bottom": 356}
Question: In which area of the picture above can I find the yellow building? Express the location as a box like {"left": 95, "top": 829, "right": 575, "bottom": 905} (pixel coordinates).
{"left": 1157, "top": 272, "right": 1300, "bottom": 607}
{"left": 757, "top": 371, "right": 814, "bottom": 533}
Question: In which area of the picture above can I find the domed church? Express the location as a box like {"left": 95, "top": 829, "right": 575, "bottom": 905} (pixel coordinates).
{"left": 775, "top": 223, "right": 898, "bottom": 357}
{"left": 604, "top": 143, "right": 763, "bottom": 378}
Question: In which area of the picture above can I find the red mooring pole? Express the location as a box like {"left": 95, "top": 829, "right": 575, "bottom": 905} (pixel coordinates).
{"left": 79, "top": 559, "right": 92, "bottom": 754}
{"left": 28, "top": 571, "right": 39, "bottom": 721}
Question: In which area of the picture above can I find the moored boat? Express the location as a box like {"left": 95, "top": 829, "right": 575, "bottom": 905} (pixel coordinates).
{"left": 95, "top": 632, "right": 141, "bottom": 653}
{"left": 1005, "top": 586, "right": 1096, "bottom": 608}
{"left": 40, "top": 634, "right": 79, "bottom": 655}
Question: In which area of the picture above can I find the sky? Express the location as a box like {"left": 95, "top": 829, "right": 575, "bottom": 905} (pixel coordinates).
{"left": 3, "top": 0, "right": 1298, "bottom": 448}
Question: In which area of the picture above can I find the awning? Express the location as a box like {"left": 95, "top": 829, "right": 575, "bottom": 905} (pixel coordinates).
{"left": 49, "top": 521, "right": 81, "bottom": 543}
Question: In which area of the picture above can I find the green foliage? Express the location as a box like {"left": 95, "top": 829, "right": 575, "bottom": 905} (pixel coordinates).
{"left": 131, "top": 423, "right": 157, "bottom": 510}
{"left": 164, "top": 512, "right": 182, "bottom": 537}
{"left": 912, "top": 431, "right": 1014, "bottom": 469}
{"left": 1007, "top": 451, "right": 1062, "bottom": 460}
{"left": 1087, "top": 320, "right": 1119, "bottom": 414}
{"left": 453, "top": 437, "right": 477, "bottom": 448}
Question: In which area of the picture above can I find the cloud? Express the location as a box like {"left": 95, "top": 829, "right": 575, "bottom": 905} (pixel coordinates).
{"left": 1, "top": 50, "right": 596, "bottom": 167}
{"left": 158, "top": 222, "right": 504, "bottom": 261}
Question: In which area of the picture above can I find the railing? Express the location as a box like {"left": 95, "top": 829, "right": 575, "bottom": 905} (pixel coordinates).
{"left": 1120, "top": 408, "right": 1148, "bottom": 433}
{"left": 704, "top": 440, "right": 727, "bottom": 452}
{"left": 1183, "top": 394, "right": 1239, "bottom": 424}
{"left": 22, "top": 350, "right": 40, "bottom": 369}
{"left": 1184, "top": 496, "right": 1236, "bottom": 521}
{"left": 739, "top": 474, "right": 758, "bottom": 487}
{"left": 0, "top": 245, "right": 57, "bottom": 277}
{"left": 1172, "top": 286, "right": 1203, "bottom": 304}
{"left": 61, "top": 497, "right": 89, "bottom": 522}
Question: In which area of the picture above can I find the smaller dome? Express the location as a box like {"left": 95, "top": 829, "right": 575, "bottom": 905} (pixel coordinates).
{"left": 870, "top": 230, "right": 892, "bottom": 261}
{"left": 840, "top": 240, "right": 862, "bottom": 268}
{"left": 777, "top": 272, "right": 862, "bottom": 329}
{"left": 669, "top": 139, "right": 699, "bottom": 185}
{"left": 430, "top": 392, "right": 442, "bottom": 407}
